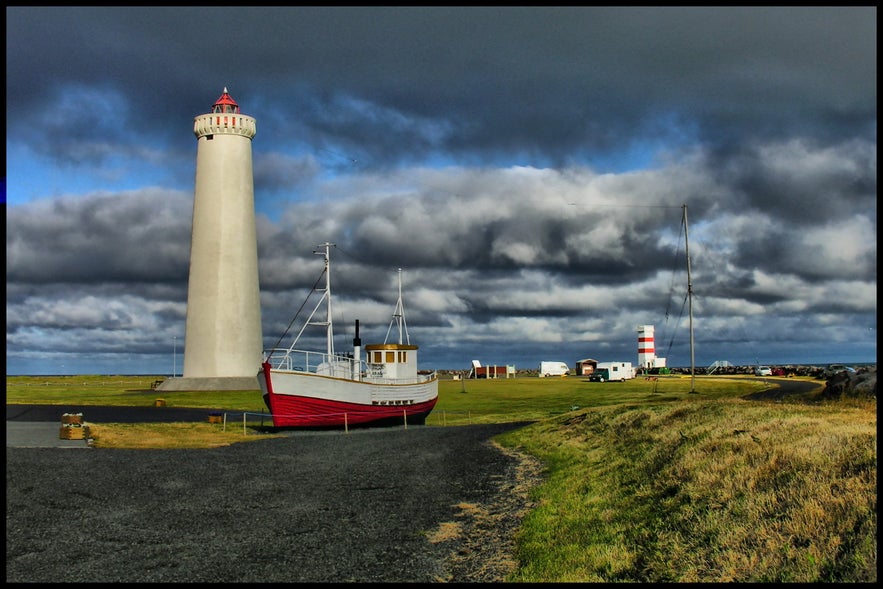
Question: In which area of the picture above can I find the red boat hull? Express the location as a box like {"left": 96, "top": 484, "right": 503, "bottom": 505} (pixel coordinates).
{"left": 263, "top": 391, "right": 438, "bottom": 428}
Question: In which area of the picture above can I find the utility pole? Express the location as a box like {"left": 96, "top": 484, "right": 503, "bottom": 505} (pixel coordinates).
{"left": 684, "top": 204, "right": 696, "bottom": 393}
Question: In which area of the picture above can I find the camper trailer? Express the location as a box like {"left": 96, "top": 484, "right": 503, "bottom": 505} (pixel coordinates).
{"left": 539, "top": 361, "right": 570, "bottom": 377}
{"left": 592, "top": 361, "right": 635, "bottom": 382}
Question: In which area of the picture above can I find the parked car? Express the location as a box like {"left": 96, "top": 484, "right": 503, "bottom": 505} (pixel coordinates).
{"left": 825, "top": 364, "right": 856, "bottom": 377}
{"left": 588, "top": 368, "right": 610, "bottom": 382}
{"left": 754, "top": 365, "right": 772, "bottom": 376}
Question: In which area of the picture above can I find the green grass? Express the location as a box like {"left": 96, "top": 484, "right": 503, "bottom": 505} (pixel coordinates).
{"left": 6, "top": 373, "right": 876, "bottom": 582}
{"left": 4, "top": 375, "right": 267, "bottom": 410}
{"left": 427, "top": 374, "right": 777, "bottom": 425}
{"left": 4, "top": 373, "right": 777, "bottom": 420}
{"left": 497, "top": 397, "right": 876, "bottom": 582}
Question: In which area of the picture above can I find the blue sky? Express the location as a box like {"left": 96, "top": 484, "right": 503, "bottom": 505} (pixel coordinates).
{"left": 6, "top": 6, "right": 877, "bottom": 375}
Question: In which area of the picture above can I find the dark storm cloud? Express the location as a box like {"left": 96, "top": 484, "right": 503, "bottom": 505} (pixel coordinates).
{"left": 6, "top": 7, "right": 876, "bottom": 174}
{"left": 6, "top": 189, "right": 192, "bottom": 284}
{"left": 707, "top": 138, "right": 878, "bottom": 225}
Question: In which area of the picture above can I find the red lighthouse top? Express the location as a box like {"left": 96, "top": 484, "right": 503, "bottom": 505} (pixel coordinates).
{"left": 211, "top": 87, "right": 240, "bottom": 114}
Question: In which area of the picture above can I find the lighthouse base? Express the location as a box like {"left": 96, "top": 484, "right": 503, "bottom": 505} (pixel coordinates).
{"left": 155, "top": 376, "right": 260, "bottom": 392}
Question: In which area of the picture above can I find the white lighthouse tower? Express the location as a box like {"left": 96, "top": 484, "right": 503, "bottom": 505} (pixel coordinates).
{"left": 159, "top": 88, "right": 263, "bottom": 391}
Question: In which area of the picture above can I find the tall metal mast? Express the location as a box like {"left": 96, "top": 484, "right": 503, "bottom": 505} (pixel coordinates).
{"left": 683, "top": 204, "right": 696, "bottom": 393}
{"left": 385, "top": 268, "right": 410, "bottom": 345}
{"left": 310, "top": 242, "right": 335, "bottom": 358}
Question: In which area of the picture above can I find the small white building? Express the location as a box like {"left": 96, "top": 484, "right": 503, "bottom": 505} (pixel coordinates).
{"left": 575, "top": 358, "right": 599, "bottom": 376}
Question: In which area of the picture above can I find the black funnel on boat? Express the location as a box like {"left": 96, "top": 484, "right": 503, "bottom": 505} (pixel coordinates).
{"left": 353, "top": 319, "right": 361, "bottom": 347}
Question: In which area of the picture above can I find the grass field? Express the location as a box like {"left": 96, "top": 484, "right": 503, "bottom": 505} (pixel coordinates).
{"left": 6, "top": 373, "right": 876, "bottom": 582}
{"left": 4, "top": 371, "right": 784, "bottom": 418}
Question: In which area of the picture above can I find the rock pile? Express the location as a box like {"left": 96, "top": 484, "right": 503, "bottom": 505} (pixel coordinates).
{"left": 820, "top": 366, "right": 877, "bottom": 400}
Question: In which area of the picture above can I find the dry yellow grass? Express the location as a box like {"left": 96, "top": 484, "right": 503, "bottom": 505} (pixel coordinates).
{"left": 86, "top": 422, "right": 285, "bottom": 449}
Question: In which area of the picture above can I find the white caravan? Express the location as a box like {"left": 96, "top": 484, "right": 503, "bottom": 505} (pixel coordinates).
{"left": 539, "top": 361, "right": 570, "bottom": 377}
{"left": 595, "top": 361, "right": 635, "bottom": 382}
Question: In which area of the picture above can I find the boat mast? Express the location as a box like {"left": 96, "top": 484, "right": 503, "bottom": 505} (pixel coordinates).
{"left": 683, "top": 204, "right": 695, "bottom": 393}
{"left": 385, "top": 268, "right": 410, "bottom": 345}
{"left": 312, "top": 242, "right": 335, "bottom": 358}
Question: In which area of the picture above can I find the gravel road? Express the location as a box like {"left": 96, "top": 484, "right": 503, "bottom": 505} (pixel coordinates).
{"left": 6, "top": 418, "right": 542, "bottom": 583}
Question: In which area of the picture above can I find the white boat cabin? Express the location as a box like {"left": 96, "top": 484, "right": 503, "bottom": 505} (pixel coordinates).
{"left": 365, "top": 343, "right": 420, "bottom": 380}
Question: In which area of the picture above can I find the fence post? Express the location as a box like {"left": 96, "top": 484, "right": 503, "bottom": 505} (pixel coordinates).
{"left": 344, "top": 413, "right": 348, "bottom": 434}
{"left": 403, "top": 408, "right": 408, "bottom": 430}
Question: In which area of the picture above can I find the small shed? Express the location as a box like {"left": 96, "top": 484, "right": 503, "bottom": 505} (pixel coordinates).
{"left": 575, "top": 358, "right": 598, "bottom": 376}
{"left": 469, "top": 360, "right": 516, "bottom": 379}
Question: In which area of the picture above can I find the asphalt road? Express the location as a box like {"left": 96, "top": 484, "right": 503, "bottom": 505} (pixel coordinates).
{"left": 6, "top": 404, "right": 539, "bottom": 582}
{"left": 6, "top": 403, "right": 234, "bottom": 423}
{"left": 739, "top": 376, "right": 823, "bottom": 400}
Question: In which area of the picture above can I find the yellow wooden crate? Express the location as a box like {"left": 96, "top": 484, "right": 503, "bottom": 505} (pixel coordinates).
{"left": 59, "top": 425, "right": 89, "bottom": 440}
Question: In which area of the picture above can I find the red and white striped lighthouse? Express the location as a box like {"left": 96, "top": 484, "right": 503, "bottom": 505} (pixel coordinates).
{"left": 637, "top": 325, "right": 656, "bottom": 370}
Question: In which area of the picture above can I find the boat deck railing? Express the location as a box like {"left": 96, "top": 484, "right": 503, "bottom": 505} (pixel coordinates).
{"left": 264, "top": 348, "right": 355, "bottom": 375}
{"left": 263, "top": 348, "right": 436, "bottom": 385}
{"left": 365, "top": 373, "right": 436, "bottom": 386}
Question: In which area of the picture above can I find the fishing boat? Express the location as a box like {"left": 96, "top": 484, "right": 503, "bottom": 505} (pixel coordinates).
{"left": 258, "top": 242, "right": 439, "bottom": 428}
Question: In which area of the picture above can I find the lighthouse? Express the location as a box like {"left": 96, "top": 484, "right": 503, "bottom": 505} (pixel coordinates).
{"left": 637, "top": 324, "right": 666, "bottom": 371}
{"left": 637, "top": 325, "right": 655, "bottom": 370}
{"left": 158, "top": 89, "right": 263, "bottom": 391}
